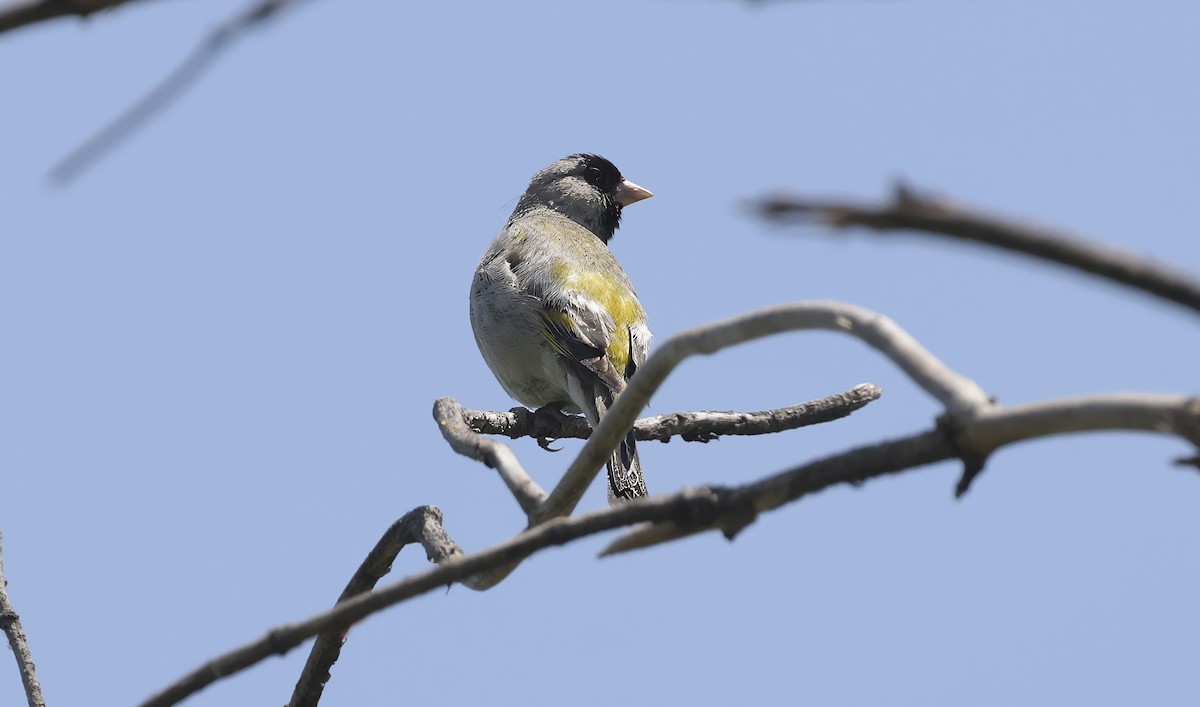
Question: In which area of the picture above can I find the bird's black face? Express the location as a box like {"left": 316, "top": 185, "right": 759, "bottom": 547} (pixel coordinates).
{"left": 578, "top": 155, "right": 623, "bottom": 194}
{"left": 513, "top": 154, "right": 633, "bottom": 244}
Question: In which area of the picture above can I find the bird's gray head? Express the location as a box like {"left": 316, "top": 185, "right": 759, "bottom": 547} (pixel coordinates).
{"left": 512, "top": 154, "right": 653, "bottom": 244}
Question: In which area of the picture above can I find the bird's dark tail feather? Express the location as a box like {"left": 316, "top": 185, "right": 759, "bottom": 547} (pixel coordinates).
{"left": 609, "top": 430, "right": 647, "bottom": 501}
{"left": 593, "top": 393, "right": 648, "bottom": 502}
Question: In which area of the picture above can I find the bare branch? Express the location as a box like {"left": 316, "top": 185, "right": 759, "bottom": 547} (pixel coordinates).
{"left": 602, "top": 429, "right": 951, "bottom": 556}
{"left": 459, "top": 404, "right": 596, "bottom": 442}
{"left": 143, "top": 391, "right": 1200, "bottom": 706}
{"left": 636, "top": 383, "right": 882, "bottom": 441}
{"left": 537, "top": 301, "right": 992, "bottom": 523}
{"left": 434, "top": 397, "right": 548, "bottom": 517}
{"left": 603, "top": 392, "right": 1200, "bottom": 554}
{"left": 286, "top": 506, "right": 461, "bottom": 707}
{"left": 139, "top": 489, "right": 723, "bottom": 707}
{"left": 434, "top": 380, "right": 880, "bottom": 545}
{"left": 0, "top": 0, "right": 141, "bottom": 35}
{"left": 0, "top": 532, "right": 46, "bottom": 707}
{"left": 755, "top": 182, "right": 1200, "bottom": 316}
{"left": 286, "top": 385, "right": 881, "bottom": 704}
{"left": 48, "top": 0, "right": 305, "bottom": 185}
{"left": 959, "top": 393, "right": 1200, "bottom": 452}
{"left": 456, "top": 382, "right": 883, "bottom": 443}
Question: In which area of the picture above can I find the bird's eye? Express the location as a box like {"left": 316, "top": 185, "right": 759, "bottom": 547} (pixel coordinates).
{"left": 584, "top": 166, "right": 605, "bottom": 187}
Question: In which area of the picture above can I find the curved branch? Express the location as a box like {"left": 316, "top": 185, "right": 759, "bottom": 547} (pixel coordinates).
{"left": 286, "top": 507, "right": 461, "bottom": 707}
{"left": 139, "top": 489, "right": 725, "bottom": 707}
{"left": 537, "top": 300, "right": 991, "bottom": 522}
{"left": 434, "top": 398, "right": 548, "bottom": 517}
{"left": 755, "top": 182, "right": 1200, "bottom": 316}
{"left": 0, "top": 532, "right": 46, "bottom": 707}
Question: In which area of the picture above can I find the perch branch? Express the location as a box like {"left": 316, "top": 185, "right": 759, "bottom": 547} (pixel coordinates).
{"left": 456, "top": 382, "right": 882, "bottom": 443}
{"left": 431, "top": 381, "right": 881, "bottom": 581}
{"left": 141, "top": 391, "right": 1200, "bottom": 707}
{"left": 756, "top": 182, "right": 1200, "bottom": 316}
{"left": 0, "top": 532, "right": 46, "bottom": 707}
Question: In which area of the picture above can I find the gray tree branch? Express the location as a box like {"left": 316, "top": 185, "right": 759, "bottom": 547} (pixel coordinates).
{"left": 46, "top": 0, "right": 305, "bottom": 185}
{"left": 603, "top": 392, "right": 1200, "bottom": 554}
{"left": 285, "top": 506, "right": 462, "bottom": 707}
{"left": 434, "top": 397, "right": 549, "bottom": 517}
{"left": 0, "top": 0, "right": 140, "bottom": 35}
{"left": 455, "top": 382, "right": 883, "bottom": 442}
{"left": 434, "top": 382, "right": 884, "bottom": 519}
{"left": 0, "top": 532, "right": 46, "bottom": 707}
{"left": 755, "top": 182, "right": 1200, "bottom": 316}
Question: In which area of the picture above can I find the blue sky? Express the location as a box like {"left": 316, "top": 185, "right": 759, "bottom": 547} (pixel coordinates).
{"left": 3, "top": 1, "right": 1199, "bottom": 705}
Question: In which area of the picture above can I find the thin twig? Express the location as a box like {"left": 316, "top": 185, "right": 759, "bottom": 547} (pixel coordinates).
{"left": 431, "top": 383, "right": 881, "bottom": 589}
{"left": 0, "top": 0, "right": 139, "bottom": 35}
{"left": 431, "top": 381, "right": 883, "bottom": 587}
{"left": 457, "top": 382, "right": 883, "bottom": 443}
{"left": 434, "top": 398, "right": 548, "bottom": 517}
{"left": 0, "top": 532, "right": 46, "bottom": 707}
{"left": 48, "top": 0, "right": 305, "bottom": 185}
{"left": 287, "top": 507, "right": 462, "bottom": 707}
{"left": 756, "top": 182, "right": 1200, "bottom": 316}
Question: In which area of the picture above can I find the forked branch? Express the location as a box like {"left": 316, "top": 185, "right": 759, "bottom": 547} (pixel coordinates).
{"left": 141, "top": 391, "right": 1200, "bottom": 707}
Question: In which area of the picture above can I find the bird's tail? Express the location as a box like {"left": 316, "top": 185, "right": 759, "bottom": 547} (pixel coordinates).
{"left": 591, "top": 393, "right": 648, "bottom": 502}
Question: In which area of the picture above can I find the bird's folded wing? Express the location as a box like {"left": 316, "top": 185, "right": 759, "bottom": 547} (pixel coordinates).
{"left": 540, "top": 304, "right": 626, "bottom": 396}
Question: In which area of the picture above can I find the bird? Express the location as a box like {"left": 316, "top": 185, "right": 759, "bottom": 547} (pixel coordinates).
{"left": 470, "top": 153, "right": 654, "bottom": 502}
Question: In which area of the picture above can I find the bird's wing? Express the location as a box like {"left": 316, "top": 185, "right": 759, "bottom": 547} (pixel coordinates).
{"left": 540, "top": 298, "right": 627, "bottom": 396}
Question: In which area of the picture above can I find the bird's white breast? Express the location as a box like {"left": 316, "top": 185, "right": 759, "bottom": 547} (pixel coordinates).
{"left": 469, "top": 257, "right": 578, "bottom": 411}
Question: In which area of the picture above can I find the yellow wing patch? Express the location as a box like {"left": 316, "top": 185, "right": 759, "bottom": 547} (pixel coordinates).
{"left": 549, "top": 263, "right": 644, "bottom": 375}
